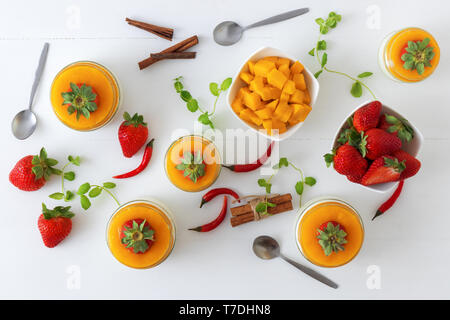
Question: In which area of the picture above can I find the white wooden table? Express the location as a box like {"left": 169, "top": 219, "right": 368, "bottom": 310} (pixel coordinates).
{"left": 0, "top": 0, "right": 449, "bottom": 299}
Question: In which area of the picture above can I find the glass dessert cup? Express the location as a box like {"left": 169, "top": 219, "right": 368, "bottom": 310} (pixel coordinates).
{"left": 295, "top": 197, "right": 364, "bottom": 268}
{"left": 106, "top": 200, "right": 176, "bottom": 269}
{"left": 378, "top": 27, "right": 440, "bottom": 83}
{"left": 164, "top": 134, "right": 221, "bottom": 192}
{"left": 50, "top": 61, "right": 121, "bottom": 131}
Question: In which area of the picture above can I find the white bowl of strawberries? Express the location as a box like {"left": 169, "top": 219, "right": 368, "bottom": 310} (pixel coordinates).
{"left": 325, "top": 100, "right": 423, "bottom": 193}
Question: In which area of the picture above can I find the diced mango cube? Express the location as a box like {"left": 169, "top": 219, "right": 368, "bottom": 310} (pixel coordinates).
{"left": 247, "top": 61, "right": 256, "bottom": 75}
{"left": 273, "top": 102, "right": 293, "bottom": 123}
{"left": 249, "top": 76, "right": 265, "bottom": 95}
{"left": 254, "top": 60, "right": 276, "bottom": 77}
{"left": 262, "top": 119, "right": 273, "bottom": 134}
{"left": 239, "top": 72, "right": 254, "bottom": 84}
{"left": 276, "top": 57, "right": 291, "bottom": 67}
{"left": 290, "top": 61, "right": 304, "bottom": 74}
{"left": 265, "top": 99, "right": 278, "bottom": 112}
{"left": 240, "top": 108, "right": 262, "bottom": 126}
{"left": 293, "top": 73, "right": 306, "bottom": 90}
{"left": 304, "top": 90, "right": 311, "bottom": 104}
{"left": 259, "top": 86, "right": 281, "bottom": 101}
{"left": 267, "top": 68, "right": 288, "bottom": 90}
{"left": 282, "top": 80, "right": 296, "bottom": 95}
{"left": 280, "top": 92, "right": 290, "bottom": 104}
{"left": 272, "top": 119, "right": 287, "bottom": 134}
{"left": 290, "top": 104, "right": 312, "bottom": 122}
{"left": 263, "top": 56, "right": 279, "bottom": 63}
{"left": 289, "top": 90, "right": 305, "bottom": 104}
{"left": 255, "top": 107, "right": 273, "bottom": 120}
{"left": 232, "top": 97, "right": 245, "bottom": 114}
{"left": 243, "top": 91, "right": 263, "bottom": 111}
{"left": 278, "top": 64, "right": 290, "bottom": 78}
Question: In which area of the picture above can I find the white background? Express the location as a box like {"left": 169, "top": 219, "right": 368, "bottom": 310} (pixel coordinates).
{"left": 0, "top": 0, "right": 449, "bottom": 299}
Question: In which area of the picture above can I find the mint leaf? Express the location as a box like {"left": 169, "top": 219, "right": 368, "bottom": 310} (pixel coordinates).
{"left": 77, "top": 183, "right": 91, "bottom": 195}
{"left": 317, "top": 40, "right": 327, "bottom": 51}
{"left": 187, "top": 99, "right": 199, "bottom": 112}
{"left": 180, "top": 90, "right": 192, "bottom": 102}
{"left": 308, "top": 48, "right": 315, "bottom": 56}
{"left": 351, "top": 81, "right": 362, "bottom": 98}
{"left": 80, "top": 195, "right": 91, "bottom": 210}
{"left": 255, "top": 202, "right": 267, "bottom": 213}
{"left": 209, "top": 82, "right": 219, "bottom": 96}
{"left": 295, "top": 181, "right": 304, "bottom": 195}
{"left": 220, "top": 78, "right": 232, "bottom": 91}
{"left": 49, "top": 192, "right": 64, "bottom": 200}
{"left": 258, "top": 179, "right": 267, "bottom": 187}
{"left": 89, "top": 187, "right": 102, "bottom": 198}
{"left": 358, "top": 72, "right": 373, "bottom": 78}
{"left": 198, "top": 113, "right": 212, "bottom": 126}
{"left": 321, "top": 53, "right": 328, "bottom": 68}
{"left": 305, "top": 177, "right": 317, "bottom": 186}
{"left": 103, "top": 182, "right": 116, "bottom": 189}
{"left": 314, "top": 70, "right": 323, "bottom": 78}
{"left": 64, "top": 191, "right": 75, "bottom": 202}
{"left": 64, "top": 171, "right": 75, "bottom": 181}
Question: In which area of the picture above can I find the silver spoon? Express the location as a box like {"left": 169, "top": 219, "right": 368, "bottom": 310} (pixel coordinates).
{"left": 12, "top": 42, "right": 50, "bottom": 140}
{"left": 253, "top": 235, "right": 338, "bottom": 289}
{"left": 213, "top": 8, "right": 309, "bottom": 46}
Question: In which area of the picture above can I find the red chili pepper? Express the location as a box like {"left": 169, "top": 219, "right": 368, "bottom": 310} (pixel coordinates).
{"left": 189, "top": 196, "right": 228, "bottom": 232}
{"left": 113, "top": 139, "right": 154, "bottom": 179}
{"left": 222, "top": 141, "right": 275, "bottom": 172}
{"left": 372, "top": 180, "right": 404, "bottom": 220}
{"left": 200, "top": 187, "right": 239, "bottom": 208}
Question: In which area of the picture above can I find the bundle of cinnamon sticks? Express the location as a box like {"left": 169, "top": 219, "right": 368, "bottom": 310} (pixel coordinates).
{"left": 230, "top": 194, "right": 293, "bottom": 227}
{"left": 126, "top": 17, "right": 198, "bottom": 70}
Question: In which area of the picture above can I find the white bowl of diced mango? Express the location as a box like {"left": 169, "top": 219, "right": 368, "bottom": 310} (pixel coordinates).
{"left": 227, "top": 47, "right": 319, "bottom": 141}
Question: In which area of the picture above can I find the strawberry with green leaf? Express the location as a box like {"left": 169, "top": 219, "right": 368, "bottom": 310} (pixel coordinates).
{"left": 9, "top": 147, "right": 61, "bottom": 191}
{"left": 61, "top": 83, "right": 99, "bottom": 120}
{"left": 361, "top": 156, "right": 406, "bottom": 186}
{"left": 38, "top": 204, "right": 75, "bottom": 248}
{"left": 175, "top": 151, "right": 205, "bottom": 183}
{"left": 120, "top": 219, "right": 155, "bottom": 254}
{"left": 401, "top": 38, "right": 435, "bottom": 75}
{"left": 317, "top": 221, "right": 347, "bottom": 256}
{"left": 118, "top": 112, "right": 149, "bottom": 158}
{"left": 378, "top": 114, "right": 415, "bottom": 143}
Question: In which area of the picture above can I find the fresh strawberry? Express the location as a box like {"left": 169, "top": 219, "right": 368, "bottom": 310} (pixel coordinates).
{"left": 353, "top": 100, "right": 382, "bottom": 132}
{"left": 316, "top": 221, "right": 347, "bottom": 256}
{"left": 61, "top": 83, "right": 99, "bottom": 120}
{"left": 393, "top": 150, "right": 421, "bottom": 180}
{"left": 9, "top": 148, "right": 61, "bottom": 191}
{"left": 361, "top": 156, "right": 406, "bottom": 186}
{"left": 359, "top": 128, "right": 402, "bottom": 160}
{"left": 120, "top": 219, "right": 154, "bottom": 254}
{"left": 347, "top": 174, "right": 362, "bottom": 184}
{"left": 324, "top": 144, "right": 368, "bottom": 179}
{"left": 118, "top": 112, "right": 149, "bottom": 158}
{"left": 378, "top": 113, "right": 415, "bottom": 143}
{"left": 38, "top": 204, "right": 74, "bottom": 248}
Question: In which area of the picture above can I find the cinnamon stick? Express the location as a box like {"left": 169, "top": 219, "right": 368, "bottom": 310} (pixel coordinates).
{"left": 138, "top": 35, "right": 199, "bottom": 70}
{"left": 126, "top": 18, "right": 173, "bottom": 41}
{"left": 150, "top": 52, "right": 196, "bottom": 59}
{"left": 230, "top": 193, "right": 293, "bottom": 216}
{"left": 230, "top": 201, "right": 293, "bottom": 227}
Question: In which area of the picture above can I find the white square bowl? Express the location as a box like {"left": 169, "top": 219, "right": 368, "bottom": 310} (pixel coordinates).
{"left": 226, "top": 46, "right": 319, "bottom": 141}
{"left": 331, "top": 100, "right": 424, "bottom": 193}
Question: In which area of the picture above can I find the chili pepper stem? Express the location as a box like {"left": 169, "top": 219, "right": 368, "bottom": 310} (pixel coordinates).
{"left": 372, "top": 210, "right": 383, "bottom": 221}
{"left": 200, "top": 199, "right": 207, "bottom": 208}
{"left": 221, "top": 164, "right": 234, "bottom": 171}
{"left": 188, "top": 226, "right": 202, "bottom": 232}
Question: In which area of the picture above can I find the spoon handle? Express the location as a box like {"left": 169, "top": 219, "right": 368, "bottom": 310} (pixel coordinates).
{"left": 244, "top": 8, "right": 309, "bottom": 30}
{"left": 280, "top": 254, "right": 338, "bottom": 289}
{"left": 29, "top": 42, "right": 49, "bottom": 109}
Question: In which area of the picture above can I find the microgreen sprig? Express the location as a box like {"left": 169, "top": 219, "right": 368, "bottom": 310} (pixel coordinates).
{"left": 49, "top": 155, "right": 81, "bottom": 202}
{"left": 255, "top": 157, "right": 316, "bottom": 215}
{"left": 309, "top": 12, "right": 376, "bottom": 99}
{"left": 173, "top": 76, "right": 232, "bottom": 129}
{"left": 76, "top": 182, "right": 119, "bottom": 210}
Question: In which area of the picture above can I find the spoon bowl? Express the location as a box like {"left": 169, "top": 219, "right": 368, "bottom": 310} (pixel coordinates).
{"left": 11, "top": 109, "right": 37, "bottom": 140}
{"left": 253, "top": 235, "right": 281, "bottom": 259}
{"left": 213, "top": 21, "right": 243, "bottom": 46}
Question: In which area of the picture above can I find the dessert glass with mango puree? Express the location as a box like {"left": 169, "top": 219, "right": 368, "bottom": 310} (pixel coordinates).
{"left": 50, "top": 61, "right": 121, "bottom": 131}
{"left": 106, "top": 200, "right": 175, "bottom": 269}
{"left": 165, "top": 135, "right": 221, "bottom": 192}
{"left": 378, "top": 27, "right": 440, "bottom": 82}
{"left": 295, "top": 197, "right": 364, "bottom": 268}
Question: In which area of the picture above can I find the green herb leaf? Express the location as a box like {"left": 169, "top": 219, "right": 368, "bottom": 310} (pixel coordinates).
{"left": 308, "top": 48, "right": 315, "bottom": 56}
{"left": 103, "top": 182, "right": 116, "bottom": 189}
{"left": 358, "top": 72, "right": 373, "bottom": 78}
{"left": 220, "top": 78, "right": 232, "bottom": 91}
{"left": 258, "top": 178, "right": 267, "bottom": 187}
{"left": 180, "top": 90, "right": 192, "bottom": 102}
{"left": 255, "top": 202, "right": 267, "bottom": 213}
{"left": 321, "top": 53, "right": 328, "bottom": 68}
{"left": 49, "top": 192, "right": 64, "bottom": 200}
{"left": 305, "top": 177, "right": 317, "bottom": 186}
{"left": 64, "top": 171, "right": 75, "bottom": 181}
{"left": 314, "top": 70, "right": 323, "bottom": 79}
{"left": 295, "top": 181, "right": 304, "bottom": 195}
{"left": 317, "top": 40, "right": 327, "bottom": 51}
{"left": 265, "top": 183, "right": 272, "bottom": 194}
{"left": 80, "top": 195, "right": 91, "bottom": 210}
{"left": 89, "top": 187, "right": 102, "bottom": 198}
{"left": 198, "top": 113, "right": 212, "bottom": 126}
{"left": 209, "top": 82, "right": 219, "bottom": 96}
{"left": 351, "top": 81, "right": 362, "bottom": 98}
{"left": 187, "top": 99, "right": 199, "bottom": 112}
{"left": 64, "top": 191, "right": 75, "bottom": 202}
{"left": 77, "top": 183, "right": 91, "bottom": 195}
{"left": 174, "top": 81, "right": 183, "bottom": 93}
